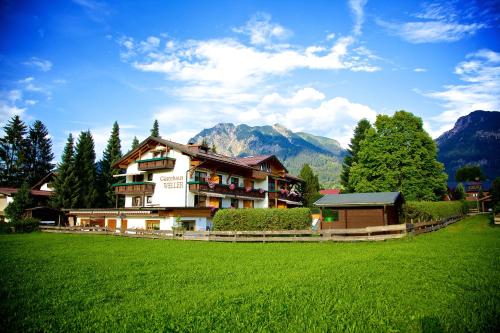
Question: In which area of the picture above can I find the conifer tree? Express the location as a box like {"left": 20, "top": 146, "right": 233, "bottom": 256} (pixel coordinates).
{"left": 97, "top": 122, "right": 122, "bottom": 207}
{"left": 340, "top": 119, "right": 371, "bottom": 193}
{"left": 298, "top": 164, "right": 321, "bottom": 207}
{"left": 25, "top": 120, "right": 54, "bottom": 186}
{"left": 151, "top": 120, "right": 160, "bottom": 137}
{"left": 5, "top": 181, "right": 33, "bottom": 223}
{"left": 0, "top": 115, "right": 28, "bottom": 187}
{"left": 51, "top": 134, "right": 78, "bottom": 209}
{"left": 131, "top": 136, "right": 140, "bottom": 150}
{"left": 211, "top": 143, "right": 217, "bottom": 153}
{"left": 349, "top": 111, "right": 447, "bottom": 201}
{"left": 74, "top": 131, "right": 98, "bottom": 208}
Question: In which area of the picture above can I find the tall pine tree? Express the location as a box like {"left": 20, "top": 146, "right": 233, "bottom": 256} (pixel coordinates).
{"left": 97, "top": 122, "right": 122, "bottom": 207}
{"left": 131, "top": 136, "right": 139, "bottom": 150}
{"left": 340, "top": 119, "right": 371, "bottom": 193}
{"left": 298, "top": 164, "right": 321, "bottom": 207}
{"left": 0, "top": 115, "right": 28, "bottom": 187}
{"left": 151, "top": 120, "right": 160, "bottom": 137}
{"left": 74, "top": 131, "right": 98, "bottom": 208}
{"left": 25, "top": 120, "right": 54, "bottom": 186}
{"left": 51, "top": 134, "right": 78, "bottom": 209}
{"left": 348, "top": 111, "right": 448, "bottom": 201}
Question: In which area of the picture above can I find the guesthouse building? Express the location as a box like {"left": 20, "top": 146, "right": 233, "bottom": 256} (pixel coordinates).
{"left": 68, "top": 136, "right": 303, "bottom": 231}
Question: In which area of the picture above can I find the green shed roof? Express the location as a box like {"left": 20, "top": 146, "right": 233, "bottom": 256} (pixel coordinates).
{"left": 314, "top": 192, "right": 404, "bottom": 207}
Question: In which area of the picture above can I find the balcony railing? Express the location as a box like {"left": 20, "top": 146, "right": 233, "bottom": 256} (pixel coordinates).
{"left": 268, "top": 190, "right": 302, "bottom": 203}
{"left": 137, "top": 157, "right": 176, "bottom": 171}
{"left": 113, "top": 182, "right": 155, "bottom": 195}
{"left": 188, "top": 181, "right": 265, "bottom": 199}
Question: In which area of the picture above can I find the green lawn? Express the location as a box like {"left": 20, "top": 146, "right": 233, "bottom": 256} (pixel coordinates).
{"left": 1, "top": 215, "right": 499, "bottom": 332}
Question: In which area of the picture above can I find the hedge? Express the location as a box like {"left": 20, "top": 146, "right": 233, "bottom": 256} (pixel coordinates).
{"left": 212, "top": 208, "right": 312, "bottom": 231}
{"left": 402, "top": 201, "right": 467, "bottom": 221}
{"left": 0, "top": 217, "right": 40, "bottom": 234}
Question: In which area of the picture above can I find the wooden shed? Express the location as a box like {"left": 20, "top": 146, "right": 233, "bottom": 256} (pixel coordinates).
{"left": 314, "top": 192, "right": 404, "bottom": 229}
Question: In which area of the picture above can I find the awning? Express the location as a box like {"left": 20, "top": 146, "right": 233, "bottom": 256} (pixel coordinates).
{"left": 278, "top": 199, "right": 303, "bottom": 206}
{"left": 199, "top": 191, "right": 226, "bottom": 198}
{"left": 113, "top": 171, "right": 145, "bottom": 177}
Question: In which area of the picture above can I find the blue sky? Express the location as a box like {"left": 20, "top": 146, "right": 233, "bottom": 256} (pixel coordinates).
{"left": 1, "top": 0, "right": 499, "bottom": 159}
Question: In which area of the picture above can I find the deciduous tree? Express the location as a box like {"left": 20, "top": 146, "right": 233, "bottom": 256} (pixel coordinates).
{"left": 455, "top": 165, "right": 486, "bottom": 182}
{"left": 5, "top": 181, "right": 33, "bottom": 223}
{"left": 349, "top": 111, "right": 447, "bottom": 201}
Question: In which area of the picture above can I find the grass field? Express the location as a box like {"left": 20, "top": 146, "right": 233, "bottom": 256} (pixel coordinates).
{"left": 1, "top": 215, "right": 499, "bottom": 332}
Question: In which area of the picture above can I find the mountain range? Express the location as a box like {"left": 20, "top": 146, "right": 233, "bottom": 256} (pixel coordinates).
{"left": 189, "top": 123, "right": 345, "bottom": 188}
{"left": 436, "top": 110, "right": 500, "bottom": 181}
{"left": 188, "top": 110, "right": 500, "bottom": 188}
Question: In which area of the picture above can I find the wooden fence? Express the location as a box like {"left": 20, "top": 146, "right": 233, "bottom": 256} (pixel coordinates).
{"left": 39, "top": 215, "right": 464, "bottom": 242}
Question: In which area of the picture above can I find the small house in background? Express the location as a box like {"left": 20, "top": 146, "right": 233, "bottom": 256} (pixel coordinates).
{"left": 319, "top": 189, "right": 341, "bottom": 195}
{"left": 448, "top": 180, "right": 492, "bottom": 211}
{"left": 314, "top": 192, "right": 404, "bottom": 229}
{"left": 31, "top": 172, "right": 56, "bottom": 191}
{"left": 0, "top": 187, "right": 53, "bottom": 222}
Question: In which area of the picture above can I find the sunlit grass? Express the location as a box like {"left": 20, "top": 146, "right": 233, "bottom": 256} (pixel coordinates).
{"left": 1, "top": 215, "right": 498, "bottom": 332}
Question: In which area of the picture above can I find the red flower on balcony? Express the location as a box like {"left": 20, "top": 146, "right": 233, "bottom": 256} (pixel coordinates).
{"left": 245, "top": 186, "right": 252, "bottom": 192}
{"left": 259, "top": 188, "right": 265, "bottom": 194}
{"left": 229, "top": 183, "right": 236, "bottom": 190}
{"left": 208, "top": 180, "right": 217, "bottom": 189}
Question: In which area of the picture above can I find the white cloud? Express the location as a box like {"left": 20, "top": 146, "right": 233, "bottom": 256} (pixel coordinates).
{"left": 423, "top": 49, "right": 500, "bottom": 137}
{"left": 23, "top": 57, "right": 53, "bottom": 72}
{"left": 377, "top": 19, "right": 484, "bottom": 43}
{"left": 376, "top": 2, "right": 488, "bottom": 43}
{"left": 261, "top": 88, "right": 325, "bottom": 106}
{"left": 0, "top": 100, "right": 26, "bottom": 124}
{"left": 124, "top": 34, "right": 380, "bottom": 104}
{"left": 349, "top": 0, "right": 368, "bottom": 35}
{"left": 233, "top": 13, "right": 292, "bottom": 46}
{"left": 414, "top": 68, "right": 427, "bottom": 72}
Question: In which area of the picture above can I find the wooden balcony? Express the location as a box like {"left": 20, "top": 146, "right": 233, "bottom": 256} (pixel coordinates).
{"left": 113, "top": 182, "right": 155, "bottom": 195}
{"left": 268, "top": 190, "right": 302, "bottom": 203}
{"left": 137, "top": 157, "right": 176, "bottom": 171}
{"left": 188, "top": 182, "right": 265, "bottom": 199}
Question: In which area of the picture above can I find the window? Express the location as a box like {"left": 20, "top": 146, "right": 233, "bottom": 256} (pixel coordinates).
{"left": 323, "top": 209, "right": 339, "bottom": 222}
{"left": 133, "top": 174, "right": 144, "bottom": 182}
{"left": 146, "top": 220, "right": 160, "bottom": 231}
{"left": 231, "top": 198, "right": 239, "bottom": 208}
{"left": 230, "top": 177, "right": 239, "bottom": 186}
{"left": 146, "top": 196, "right": 153, "bottom": 204}
{"left": 147, "top": 173, "right": 153, "bottom": 181}
{"left": 217, "top": 174, "right": 223, "bottom": 184}
{"left": 268, "top": 178, "right": 276, "bottom": 191}
{"left": 132, "top": 196, "right": 142, "bottom": 207}
{"left": 194, "top": 171, "right": 208, "bottom": 182}
{"left": 194, "top": 195, "right": 207, "bottom": 207}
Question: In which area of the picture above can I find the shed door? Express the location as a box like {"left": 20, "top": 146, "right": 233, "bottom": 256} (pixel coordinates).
{"left": 346, "top": 208, "right": 384, "bottom": 228}
{"left": 107, "top": 219, "right": 116, "bottom": 231}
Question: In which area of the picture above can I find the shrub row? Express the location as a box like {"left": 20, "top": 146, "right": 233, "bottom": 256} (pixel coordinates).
{"left": 212, "top": 208, "right": 311, "bottom": 231}
{"left": 402, "top": 201, "right": 467, "bottom": 221}
{"left": 0, "top": 217, "right": 40, "bottom": 234}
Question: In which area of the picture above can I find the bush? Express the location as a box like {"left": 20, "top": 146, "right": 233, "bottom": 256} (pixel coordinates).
{"left": 213, "top": 208, "right": 311, "bottom": 231}
{"left": 13, "top": 217, "right": 40, "bottom": 233}
{"left": 402, "top": 201, "right": 466, "bottom": 222}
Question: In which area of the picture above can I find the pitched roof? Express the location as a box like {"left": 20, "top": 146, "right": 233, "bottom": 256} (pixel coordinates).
{"left": 31, "top": 171, "right": 56, "bottom": 190}
{"left": 0, "top": 187, "right": 53, "bottom": 197}
{"left": 314, "top": 192, "right": 403, "bottom": 207}
{"left": 236, "top": 155, "right": 274, "bottom": 166}
{"left": 320, "top": 189, "right": 341, "bottom": 195}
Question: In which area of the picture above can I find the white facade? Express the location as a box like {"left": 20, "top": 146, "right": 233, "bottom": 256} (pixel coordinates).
{"left": 119, "top": 144, "right": 271, "bottom": 210}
